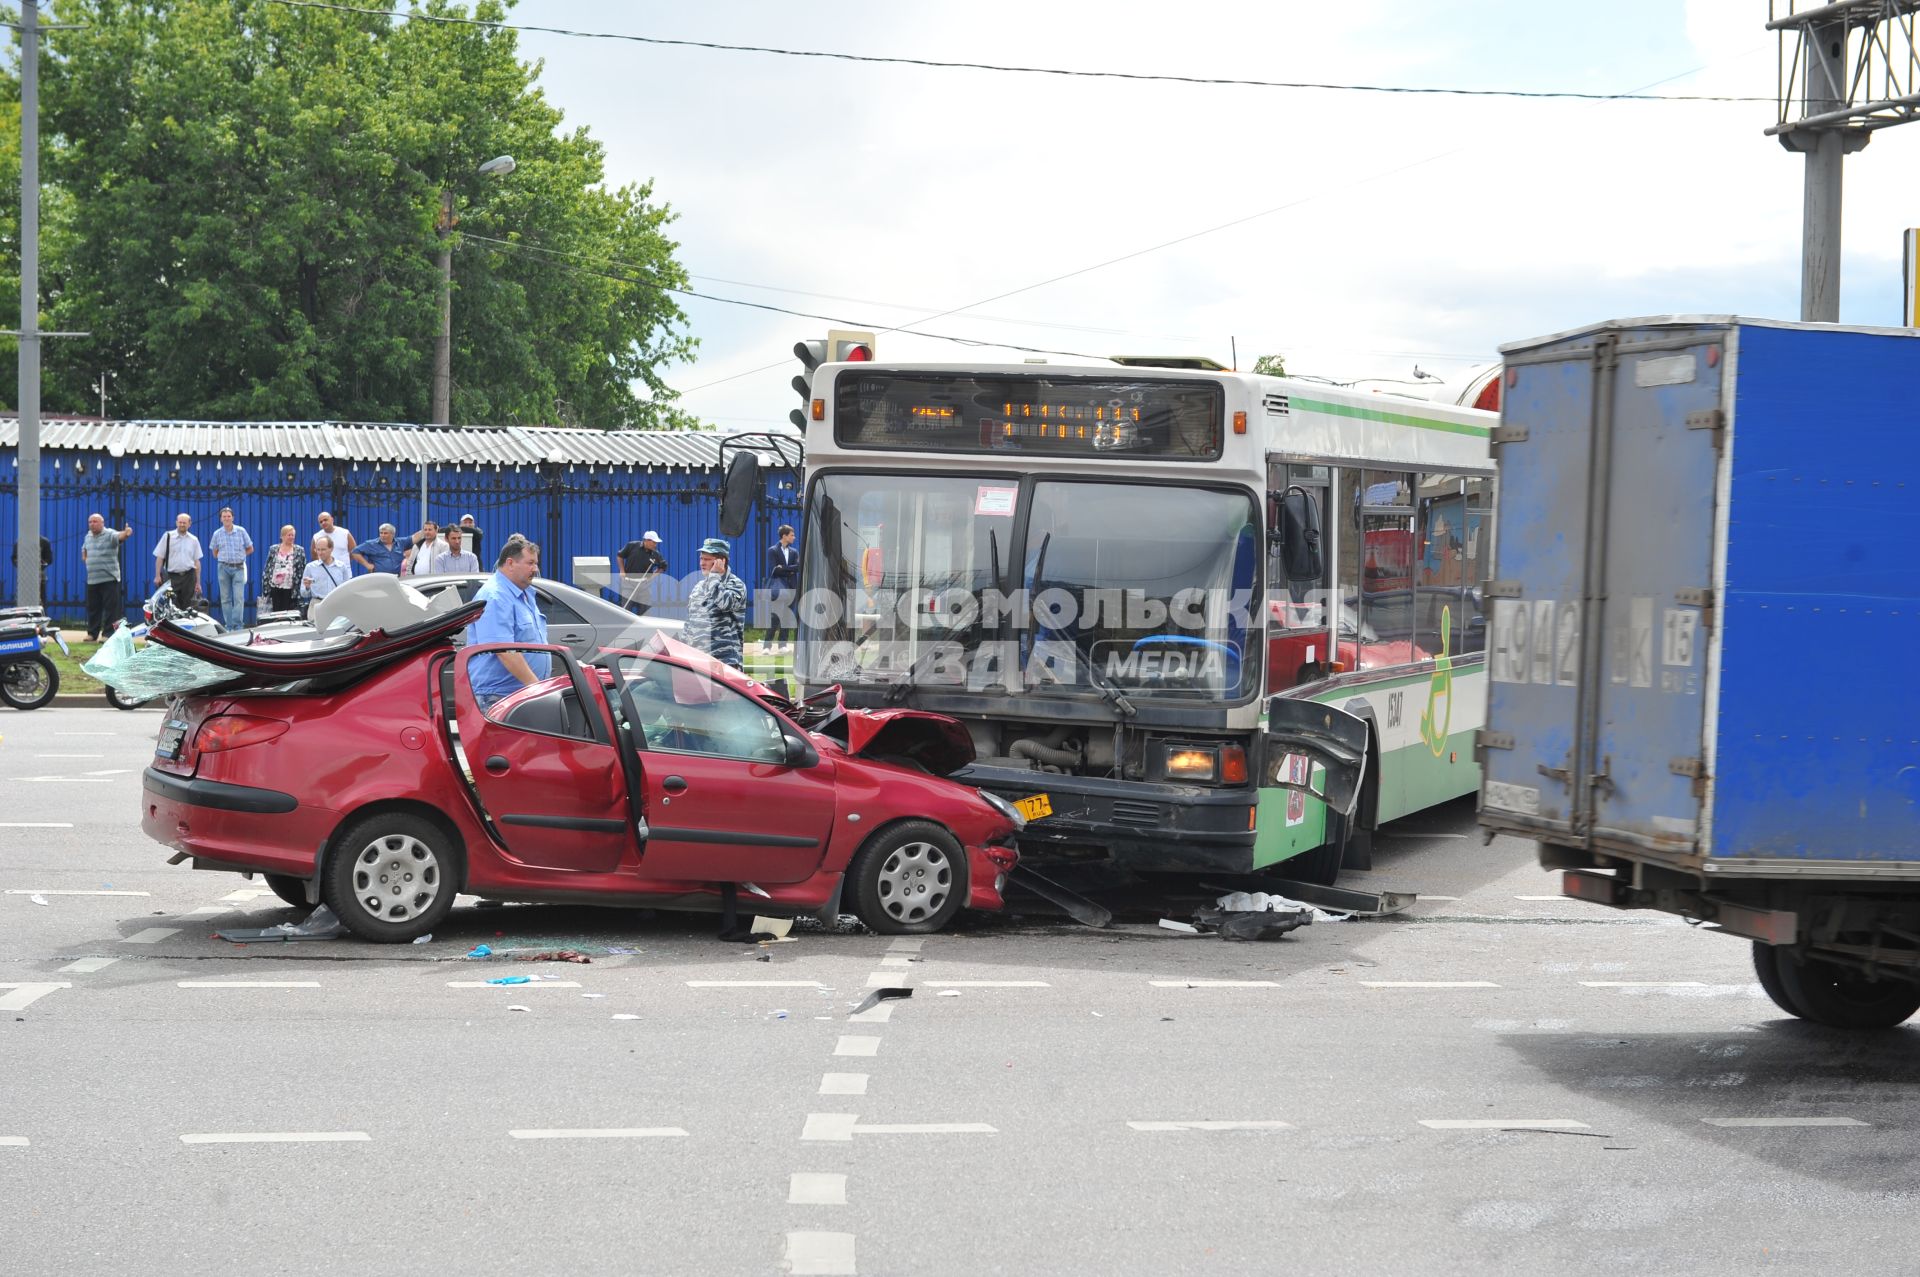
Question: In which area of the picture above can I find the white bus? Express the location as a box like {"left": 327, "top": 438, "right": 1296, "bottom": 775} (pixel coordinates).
{"left": 774, "top": 356, "right": 1496, "bottom": 883}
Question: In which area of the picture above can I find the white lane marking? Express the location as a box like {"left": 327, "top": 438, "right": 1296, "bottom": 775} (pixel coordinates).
{"left": 1419, "top": 1119, "right": 1591, "bottom": 1131}
{"left": 507, "top": 1128, "right": 688, "bottom": 1140}
{"left": 188, "top": 906, "right": 231, "bottom": 915}
{"left": 847, "top": 1003, "right": 895, "bottom": 1024}
{"left": 33, "top": 754, "right": 103, "bottom": 759}
{"left": 801, "top": 1113, "right": 995, "bottom": 1141}
{"left": 789, "top": 1173, "right": 847, "bottom": 1206}
{"left": 1416, "top": 895, "right": 1460, "bottom": 901}
{"left": 1149, "top": 980, "right": 1280, "bottom": 988}
{"left": 1580, "top": 981, "right": 1708, "bottom": 988}
{"left": 684, "top": 980, "right": 824, "bottom": 988}
{"left": 923, "top": 980, "right": 1050, "bottom": 988}
{"left": 177, "top": 981, "right": 322, "bottom": 989}
{"left": 0, "top": 1136, "right": 28, "bottom": 1147}
{"left": 887, "top": 938, "right": 925, "bottom": 953}
{"left": 833, "top": 1036, "right": 880, "bottom": 1057}
{"left": 83, "top": 769, "right": 132, "bottom": 777}
{"left": 865, "top": 972, "right": 910, "bottom": 988}
{"left": 879, "top": 954, "right": 915, "bottom": 968}
{"left": 222, "top": 889, "right": 271, "bottom": 903}
{"left": 0, "top": 822, "right": 74, "bottom": 828}
{"left": 0, "top": 983, "right": 71, "bottom": 1012}
{"left": 59, "top": 957, "right": 120, "bottom": 974}
{"left": 181, "top": 1132, "right": 371, "bottom": 1144}
{"left": 1701, "top": 1117, "right": 1869, "bottom": 1128}
{"left": 6, "top": 889, "right": 150, "bottom": 897}
{"left": 1362, "top": 981, "right": 1502, "bottom": 989}
{"left": 819, "top": 1074, "right": 868, "bottom": 1096}
{"left": 784, "top": 1231, "right": 855, "bottom": 1276}
{"left": 54, "top": 732, "right": 118, "bottom": 737}
{"left": 445, "top": 981, "right": 582, "bottom": 989}
{"left": 123, "top": 928, "right": 181, "bottom": 944}
{"left": 20, "top": 777, "right": 112, "bottom": 783}
{"left": 1128, "top": 1120, "right": 1294, "bottom": 1132}
{"left": 1516, "top": 895, "right": 1578, "bottom": 900}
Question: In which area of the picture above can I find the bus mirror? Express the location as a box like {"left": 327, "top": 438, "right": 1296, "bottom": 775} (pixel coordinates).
{"left": 718, "top": 451, "right": 760, "bottom": 539}
{"left": 1277, "top": 486, "right": 1324, "bottom": 583}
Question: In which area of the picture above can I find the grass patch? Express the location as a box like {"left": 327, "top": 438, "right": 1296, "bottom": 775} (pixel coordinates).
{"left": 45, "top": 636, "right": 106, "bottom": 694}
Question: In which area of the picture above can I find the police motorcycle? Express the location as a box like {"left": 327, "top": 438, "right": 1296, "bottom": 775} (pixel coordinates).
{"left": 0, "top": 606, "right": 68, "bottom": 711}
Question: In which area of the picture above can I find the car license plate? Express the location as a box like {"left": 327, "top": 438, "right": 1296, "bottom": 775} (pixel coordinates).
{"left": 157, "top": 720, "right": 189, "bottom": 760}
{"left": 1014, "top": 793, "right": 1052, "bottom": 822}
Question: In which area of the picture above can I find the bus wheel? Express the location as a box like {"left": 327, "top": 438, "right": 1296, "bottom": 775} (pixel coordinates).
{"left": 1281, "top": 838, "right": 1343, "bottom": 887}
{"left": 1762, "top": 943, "right": 1920, "bottom": 1029}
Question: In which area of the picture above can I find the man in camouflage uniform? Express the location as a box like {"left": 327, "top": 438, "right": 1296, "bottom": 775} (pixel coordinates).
{"left": 685, "top": 536, "right": 747, "bottom": 670}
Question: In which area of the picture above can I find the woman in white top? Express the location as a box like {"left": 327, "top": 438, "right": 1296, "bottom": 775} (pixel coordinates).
{"left": 301, "top": 534, "right": 349, "bottom": 607}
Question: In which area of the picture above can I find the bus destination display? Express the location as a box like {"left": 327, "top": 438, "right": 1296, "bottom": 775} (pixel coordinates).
{"left": 834, "top": 373, "right": 1224, "bottom": 460}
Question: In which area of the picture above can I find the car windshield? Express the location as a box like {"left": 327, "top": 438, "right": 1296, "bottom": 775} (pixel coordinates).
{"left": 799, "top": 473, "right": 1259, "bottom": 700}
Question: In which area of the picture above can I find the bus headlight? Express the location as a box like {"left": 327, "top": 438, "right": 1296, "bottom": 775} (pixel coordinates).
{"left": 1164, "top": 748, "right": 1217, "bottom": 781}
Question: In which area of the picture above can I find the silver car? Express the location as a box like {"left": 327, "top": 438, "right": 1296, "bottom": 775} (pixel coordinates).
{"left": 405, "top": 573, "right": 682, "bottom": 662}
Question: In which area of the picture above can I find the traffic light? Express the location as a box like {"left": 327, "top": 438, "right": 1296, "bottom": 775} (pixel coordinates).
{"left": 789, "top": 330, "right": 876, "bottom": 430}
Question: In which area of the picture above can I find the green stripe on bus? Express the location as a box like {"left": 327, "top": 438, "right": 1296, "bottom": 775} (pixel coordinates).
{"left": 1289, "top": 396, "right": 1492, "bottom": 439}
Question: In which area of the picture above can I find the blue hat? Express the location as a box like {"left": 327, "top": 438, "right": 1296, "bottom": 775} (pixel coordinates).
{"left": 699, "top": 537, "right": 731, "bottom": 557}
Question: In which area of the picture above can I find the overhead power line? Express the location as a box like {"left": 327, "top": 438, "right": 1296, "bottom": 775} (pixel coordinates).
{"left": 261, "top": 0, "right": 1770, "bottom": 103}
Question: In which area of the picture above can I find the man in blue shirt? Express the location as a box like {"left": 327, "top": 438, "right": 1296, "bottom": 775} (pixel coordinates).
{"left": 352, "top": 523, "right": 408, "bottom": 575}
{"left": 467, "top": 537, "right": 550, "bottom": 708}
{"left": 206, "top": 507, "right": 254, "bottom": 631}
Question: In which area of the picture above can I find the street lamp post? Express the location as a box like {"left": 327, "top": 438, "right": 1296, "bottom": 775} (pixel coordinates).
{"left": 425, "top": 154, "right": 515, "bottom": 521}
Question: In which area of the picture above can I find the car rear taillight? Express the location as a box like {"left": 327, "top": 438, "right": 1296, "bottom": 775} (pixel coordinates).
{"left": 194, "top": 714, "right": 289, "bottom": 754}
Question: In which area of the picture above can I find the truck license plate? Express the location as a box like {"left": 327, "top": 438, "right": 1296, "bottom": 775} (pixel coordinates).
{"left": 1014, "top": 793, "right": 1052, "bottom": 822}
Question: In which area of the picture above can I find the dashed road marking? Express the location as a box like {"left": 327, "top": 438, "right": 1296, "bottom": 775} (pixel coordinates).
{"left": 33, "top": 754, "right": 103, "bottom": 759}
{"left": 802, "top": 1113, "right": 995, "bottom": 1141}
{"left": 6, "top": 889, "right": 150, "bottom": 897}
{"left": 834, "top": 1036, "right": 880, "bottom": 1057}
{"left": 1419, "top": 1119, "right": 1590, "bottom": 1131}
{"left": 20, "top": 777, "right": 113, "bottom": 783}
{"left": 923, "top": 980, "right": 1050, "bottom": 988}
{"left": 58, "top": 957, "right": 119, "bottom": 974}
{"left": 1149, "top": 980, "right": 1280, "bottom": 988}
{"left": 507, "top": 1128, "right": 688, "bottom": 1140}
{"left": 188, "top": 906, "right": 231, "bottom": 916}
{"left": 784, "top": 1231, "right": 855, "bottom": 1276}
{"left": 54, "top": 732, "right": 118, "bottom": 737}
{"left": 1580, "top": 981, "right": 1707, "bottom": 988}
{"left": 1701, "top": 1117, "right": 1868, "bottom": 1128}
{"left": 1128, "top": 1120, "right": 1294, "bottom": 1132}
{"left": 848, "top": 1003, "right": 895, "bottom": 1024}
{"left": 886, "top": 938, "right": 924, "bottom": 954}
{"left": 221, "top": 889, "right": 271, "bottom": 903}
{"left": 177, "top": 981, "right": 322, "bottom": 989}
{"left": 789, "top": 1173, "right": 847, "bottom": 1206}
{"left": 0, "top": 822, "right": 74, "bottom": 828}
{"left": 0, "top": 983, "right": 71, "bottom": 1012}
{"left": 0, "top": 1137, "right": 28, "bottom": 1147}
{"left": 445, "top": 980, "right": 583, "bottom": 989}
{"left": 181, "top": 1132, "right": 371, "bottom": 1144}
{"left": 123, "top": 928, "right": 180, "bottom": 944}
{"left": 819, "top": 1074, "right": 868, "bottom": 1096}
{"left": 685, "top": 980, "right": 824, "bottom": 988}
{"left": 1362, "top": 981, "right": 1501, "bottom": 989}
{"left": 864, "top": 972, "right": 909, "bottom": 987}
{"left": 879, "top": 954, "right": 915, "bottom": 968}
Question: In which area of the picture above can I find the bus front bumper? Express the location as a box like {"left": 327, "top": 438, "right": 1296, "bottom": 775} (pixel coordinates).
{"left": 954, "top": 763, "right": 1257, "bottom": 875}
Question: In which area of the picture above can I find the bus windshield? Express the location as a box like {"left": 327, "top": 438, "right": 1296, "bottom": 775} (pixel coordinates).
{"left": 799, "top": 472, "right": 1259, "bottom": 701}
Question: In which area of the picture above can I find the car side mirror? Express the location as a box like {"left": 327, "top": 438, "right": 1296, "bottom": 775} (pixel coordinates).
{"left": 783, "top": 732, "right": 819, "bottom": 769}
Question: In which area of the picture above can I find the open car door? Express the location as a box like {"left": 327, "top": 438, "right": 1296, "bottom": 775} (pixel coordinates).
{"left": 446, "top": 643, "right": 639, "bottom": 874}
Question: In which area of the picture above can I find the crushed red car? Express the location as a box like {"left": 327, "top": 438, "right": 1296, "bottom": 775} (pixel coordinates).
{"left": 137, "top": 577, "right": 1023, "bottom": 942}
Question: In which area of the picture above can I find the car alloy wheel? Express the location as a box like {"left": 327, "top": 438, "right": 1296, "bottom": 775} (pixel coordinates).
{"left": 352, "top": 834, "right": 442, "bottom": 923}
{"left": 847, "top": 820, "right": 967, "bottom": 935}
{"left": 875, "top": 840, "right": 952, "bottom": 926}
{"left": 322, "top": 812, "right": 460, "bottom": 943}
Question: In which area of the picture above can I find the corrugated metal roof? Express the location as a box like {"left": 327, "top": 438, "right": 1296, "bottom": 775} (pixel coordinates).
{"left": 0, "top": 418, "right": 795, "bottom": 468}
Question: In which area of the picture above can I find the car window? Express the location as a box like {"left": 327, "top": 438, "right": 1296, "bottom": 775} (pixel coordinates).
{"left": 535, "top": 586, "right": 587, "bottom": 626}
{"left": 619, "top": 662, "right": 787, "bottom": 764}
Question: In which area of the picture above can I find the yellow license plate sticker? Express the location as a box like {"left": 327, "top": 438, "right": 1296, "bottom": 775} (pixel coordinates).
{"left": 1014, "top": 793, "right": 1052, "bottom": 822}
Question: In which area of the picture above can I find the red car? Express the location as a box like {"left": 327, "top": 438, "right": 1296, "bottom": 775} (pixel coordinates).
{"left": 139, "top": 599, "right": 1022, "bottom": 941}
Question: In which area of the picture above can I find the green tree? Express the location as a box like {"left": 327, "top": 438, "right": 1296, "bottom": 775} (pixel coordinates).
{"left": 25, "top": 0, "right": 696, "bottom": 426}
{"left": 1251, "top": 353, "right": 1287, "bottom": 377}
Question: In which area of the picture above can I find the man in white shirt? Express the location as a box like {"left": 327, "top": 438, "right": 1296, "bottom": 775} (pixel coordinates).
{"left": 405, "top": 518, "right": 447, "bottom": 577}
{"left": 152, "top": 512, "right": 203, "bottom": 606}
{"left": 316, "top": 511, "right": 356, "bottom": 568}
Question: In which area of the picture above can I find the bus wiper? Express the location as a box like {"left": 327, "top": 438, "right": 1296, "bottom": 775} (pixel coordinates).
{"left": 1073, "top": 641, "right": 1136, "bottom": 718}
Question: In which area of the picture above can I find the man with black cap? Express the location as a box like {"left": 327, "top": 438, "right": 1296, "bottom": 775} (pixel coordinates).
{"left": 685, "top": 536, "right": 747, "bottom": 670}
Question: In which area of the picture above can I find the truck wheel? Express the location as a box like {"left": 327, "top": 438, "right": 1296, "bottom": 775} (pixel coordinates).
{"left": 1770, "top": 946, "right": 1920, "bottom": 1029}
{"left": 846, "top": 820, "right": 966, "bottom": 935}
{"left": 1751, "top": 942, "right": 1806, "bottom": 1018}
{"left": 322, "top": 813, "right": 460, "bottom": 943}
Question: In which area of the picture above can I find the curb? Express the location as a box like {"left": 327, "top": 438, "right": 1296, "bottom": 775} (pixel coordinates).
{"left": 46, "top": 693, "right": 160, "bottom": 710}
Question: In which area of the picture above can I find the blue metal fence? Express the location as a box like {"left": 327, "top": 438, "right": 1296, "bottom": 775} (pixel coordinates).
{"left": 3, "top": 449, "right": 802, "bottom": 627}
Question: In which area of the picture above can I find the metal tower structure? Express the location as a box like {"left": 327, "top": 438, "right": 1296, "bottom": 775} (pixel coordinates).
{"left": 1768, "top": 1, "right": 1920, "bottom": 321}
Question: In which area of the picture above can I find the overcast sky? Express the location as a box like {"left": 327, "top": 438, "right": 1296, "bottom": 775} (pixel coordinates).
{"left": 507, "top": 1, "right": 1918, "bottom": 429}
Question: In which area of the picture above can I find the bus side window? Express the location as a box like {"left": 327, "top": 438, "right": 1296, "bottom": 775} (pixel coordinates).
{"left": 1356, "top": 469, "right": 1416, "bottom": 669}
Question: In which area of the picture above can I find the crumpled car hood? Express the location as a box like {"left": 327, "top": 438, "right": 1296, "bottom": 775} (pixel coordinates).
{"left": 840, "top": 709, "right": 976, "bottom": 776}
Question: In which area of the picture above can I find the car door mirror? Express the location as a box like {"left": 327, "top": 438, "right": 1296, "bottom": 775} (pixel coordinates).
{"left": 783, "top": 731, "right": 819, "bottom": 769}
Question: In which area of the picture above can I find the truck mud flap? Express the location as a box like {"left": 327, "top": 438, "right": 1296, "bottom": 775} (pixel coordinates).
{"left": 1264, "top": 698, "right": 1369, "bottom": 817}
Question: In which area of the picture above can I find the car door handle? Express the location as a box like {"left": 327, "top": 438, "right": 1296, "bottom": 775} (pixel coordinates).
{"left": 662, "top": 775, "right": 688, "bottom": 794}
{"left": 486, "top": 755, "right": 510, "bottom": 775}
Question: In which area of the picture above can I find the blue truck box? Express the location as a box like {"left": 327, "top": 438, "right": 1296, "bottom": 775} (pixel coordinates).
{"left": 1480, "top": 317, "right": 1920, "bottom": 1027}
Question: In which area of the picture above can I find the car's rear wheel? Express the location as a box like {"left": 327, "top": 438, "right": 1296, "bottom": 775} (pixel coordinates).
{"left": 846, "top": 820, "right": 966, "bottom": 935}
{"left": 322, "top": 813, "right": 459, "bottom": 943}
{"left": 264, "top": 874, "right": 311, "bottom": 909}
{"left": 0, "top": 654, "right": 59, "bottom": 710}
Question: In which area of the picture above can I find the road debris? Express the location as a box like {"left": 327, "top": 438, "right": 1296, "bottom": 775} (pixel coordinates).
{"left": 515, "top": 950, "right": 591, "bottom": 964}
{"left": 411, "top": 934, "right": 432, "bottom": 945}
{"left": 938, "top": 989, "right": 962, "bottom": 997}
{"left": 506, "top": 1004, "right": 531, "bottom": 1013}
{"left": 486, "top": 975, "right": 532, "bottom": 986}
{"left": 213, "top": 904, "right": 347, "bottom": 943}
{"left": 1157, "top": 919, "right": 1199, "bottom": 933}
{"left": 850, "top": 987, "right": 912, "bottom": 1016}
{"left": 466, "top": 944, "right": 493, "bottom": 959}
{"left": 29, "top": 894, "right": 48, "bottom": 906}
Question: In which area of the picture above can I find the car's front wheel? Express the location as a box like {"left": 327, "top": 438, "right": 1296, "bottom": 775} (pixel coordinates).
{"left": 322, "top": 813, "right": 460, "bottom": 943}
{"left": 846, "top": 820, "right": 966, "bottom": 935}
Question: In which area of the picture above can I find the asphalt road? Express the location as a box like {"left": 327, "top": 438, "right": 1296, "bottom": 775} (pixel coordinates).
{"left": 2, "top": 706, "right": 1917, "bottom": 1276}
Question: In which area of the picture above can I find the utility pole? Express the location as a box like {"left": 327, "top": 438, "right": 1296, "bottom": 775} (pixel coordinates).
{"left": 1768, "top": 1, "right": 1920, "bottom": 322}
{"left": 431, "top": 188, "right": 454, "bottom": 425}
{"left": 14, "top": 0, "right": 40, "bottom": 609}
